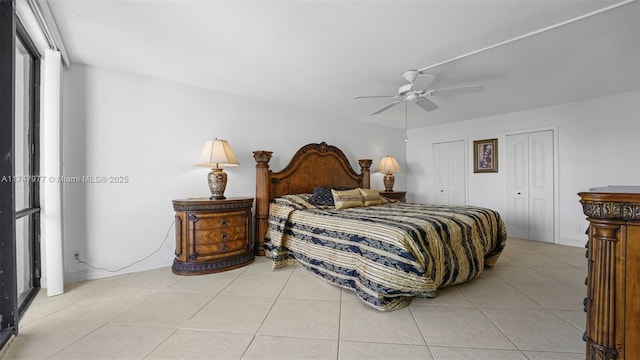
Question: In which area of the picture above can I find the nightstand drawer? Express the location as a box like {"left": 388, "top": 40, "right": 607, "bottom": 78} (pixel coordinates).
{"left": 195, "top": 239, "right": 249, "bottom": 259}
{"left": 190, "top": 211, "right": 247, "bottom": 230}
{"left": 195, "top": 226, "right": 246, "bottom": 244}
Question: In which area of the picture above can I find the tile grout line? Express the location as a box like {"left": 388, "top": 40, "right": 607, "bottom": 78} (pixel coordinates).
{"left": 238, "top": 262, "right": 297, "bottom": 359}
{"left": 474, "top": 240, "right": 586, "bottom": 354}
{"left": 44, "top": 320, "right": 111, "bottom": 360}
{"left": 456, "top": 277, "right": 525, "bottom": 356}
{"left": 470, "top": 242, "right": 553, "bottom": 355}
{"left": 140, "top": 327, "right": 180, "bottom": 360}
{"left": 407, "top": 305, "right": 436, "bottom": 359}
{"left": 182, "top": 268, "right": 247, "bottom": 322}
{"left": 335, "top": 288, "right": 342, "bottom": 360}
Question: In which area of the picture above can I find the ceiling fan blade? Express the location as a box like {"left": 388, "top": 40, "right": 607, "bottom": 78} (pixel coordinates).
{"left": 414, "top": 97, "right": 439, "bottom": 112}
{"left": 371, "top": 100, "right": 404, "bottom": 115}
{"left": 353, "top": 95, "right": 399, "bottom": 99}
{"left": 413, "top": 73, "right": 436, "bottom": 90}
{"left": 430, "top": 84, "right": 484, "bottom": 96}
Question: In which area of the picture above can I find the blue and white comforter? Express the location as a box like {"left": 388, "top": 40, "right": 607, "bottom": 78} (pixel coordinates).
{"left": 265, "top": 194, "right": 507, "bottom": 311}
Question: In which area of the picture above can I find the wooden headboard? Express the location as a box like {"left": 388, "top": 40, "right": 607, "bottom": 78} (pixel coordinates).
{"left": 252, "top": 142, "right": 372, "bottom": 255}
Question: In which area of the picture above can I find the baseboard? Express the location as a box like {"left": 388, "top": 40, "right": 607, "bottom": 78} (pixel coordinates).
{"left": 557, "top": 237, "right": 587, "bottom": 248}
{"left": 64, "top": 257, "right": 172, "bottom": 284}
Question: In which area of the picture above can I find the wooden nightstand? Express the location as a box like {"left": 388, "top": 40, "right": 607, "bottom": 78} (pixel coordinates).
{"left": 380, "top": 190, "right": 406, "bottom": 202}
{"left": 171, "top": 197, "right": 254, "bottom": 275}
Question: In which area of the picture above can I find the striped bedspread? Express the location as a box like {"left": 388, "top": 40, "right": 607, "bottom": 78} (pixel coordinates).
{"left": 265, "top": 194, "right": 507, "bottom": 311}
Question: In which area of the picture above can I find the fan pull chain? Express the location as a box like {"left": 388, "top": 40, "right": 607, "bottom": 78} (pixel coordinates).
{"left": 404, "top": 101, "right": 408, "bottom": 142}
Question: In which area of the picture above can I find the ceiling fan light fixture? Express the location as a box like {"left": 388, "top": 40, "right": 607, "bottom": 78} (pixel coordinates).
{"left": 405, "top": 93, "right": 418, "bottom": 101}
{"left": 398, "top": 83, "right": 413, "bottom": 95}
{"left": 401, "top": 70, "right": 420, "bottom": 84}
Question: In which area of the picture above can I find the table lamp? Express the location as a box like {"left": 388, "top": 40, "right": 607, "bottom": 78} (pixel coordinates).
{"left": 195, "top": 139, "right": 239, "bottom": 200}
{"left": 376, "top": 155, "right": 401, "bottom": 192}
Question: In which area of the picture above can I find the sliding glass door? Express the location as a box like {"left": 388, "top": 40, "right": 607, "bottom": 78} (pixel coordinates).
{"left": 15, "top": 32, "right": 41, "bottom": 312}
{"left": 0, "top": 7, "right": 41, "bottom": 349}
{"left": 0, "top": 1, "right": 16, "bottom": 348}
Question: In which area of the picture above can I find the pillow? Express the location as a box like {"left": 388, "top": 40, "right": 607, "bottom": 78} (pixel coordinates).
{"left": 358, "top": 188, "right": 387, "bottom": 206}
{"left": 311, "top": 186, "right": 335, "bottom": 206}
{"left": 331, "top": 189, "right": 364, "bottom": 210}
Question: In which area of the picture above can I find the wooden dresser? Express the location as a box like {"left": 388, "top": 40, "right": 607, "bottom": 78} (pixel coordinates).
{"left": 172, "top": 197, "right": 254, "bottom": 275}
{"left": 579, "top": 186, "right": 640, "bottom": 360}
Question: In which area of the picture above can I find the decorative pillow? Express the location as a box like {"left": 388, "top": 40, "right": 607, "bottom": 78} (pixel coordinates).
{"left": 358, "top": 188, "right": 387, "bottom": 206}
{"left": 331, "top": 189, "right": 364, "bottom": 210}
{"left": 311, "top": 186, "right": 335, "bottom": 206}
{"left": 332, "top": 186, "right": 355, "bottom": 191}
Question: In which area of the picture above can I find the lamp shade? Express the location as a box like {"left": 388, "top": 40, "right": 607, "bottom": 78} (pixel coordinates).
{"left": 195, "top": 139, "right": 239, "bottom": 169}
{"left": 376, "top": 156, "right": 401, "bottom": 174}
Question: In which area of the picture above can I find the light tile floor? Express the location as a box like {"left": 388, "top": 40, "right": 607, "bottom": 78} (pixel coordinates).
{"left": 3, "top": 238, "right": 587, "bottom": 360}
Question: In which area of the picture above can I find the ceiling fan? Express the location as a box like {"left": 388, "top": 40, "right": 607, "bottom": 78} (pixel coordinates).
{"left": 354, "top": 70, "right": 484, "bottom": 115}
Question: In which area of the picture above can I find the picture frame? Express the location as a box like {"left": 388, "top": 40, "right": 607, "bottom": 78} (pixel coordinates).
{"left": 473, "top": 138, "right": 498, "bottom": 173}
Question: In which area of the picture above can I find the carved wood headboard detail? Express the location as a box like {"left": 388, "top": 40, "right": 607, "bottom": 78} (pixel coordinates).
{"left": 252, "top": 142, "right": 372, "bottom": 255}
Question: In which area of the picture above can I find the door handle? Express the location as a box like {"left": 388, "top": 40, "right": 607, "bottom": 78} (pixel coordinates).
{"left": 517, "top": 192, "right": 521, "bottom": 195}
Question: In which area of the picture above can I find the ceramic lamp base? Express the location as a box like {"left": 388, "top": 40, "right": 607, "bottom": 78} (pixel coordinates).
{"left": 208, "top": 168, "right": 227, "bottom": 200}
{"left": 383, "top": 172, "right": 395, "bottom": 192}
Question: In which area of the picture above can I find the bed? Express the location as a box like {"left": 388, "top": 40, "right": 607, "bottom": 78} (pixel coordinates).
{"left": 252, "top": 142, "right": 507, "bottom": 311}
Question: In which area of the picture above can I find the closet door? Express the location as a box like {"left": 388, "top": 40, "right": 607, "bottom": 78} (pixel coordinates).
{"left": 506, "top": 130, "right": 554, "bottom": 242}
{"left": 527, "top": 131, "right": 554, "bottom": 241}
{"left": 433, "top": 140, "right": 466, "bottom": 205}
{"left": 506, "top": 133, "right": 529, "bottom": 239}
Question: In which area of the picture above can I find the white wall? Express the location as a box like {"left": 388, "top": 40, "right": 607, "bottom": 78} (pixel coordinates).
{"left": 407, "top": 91, "right": 640, "bottom": 247}
{"left": 61, "top": 64, "right": 406, "bottom": 282}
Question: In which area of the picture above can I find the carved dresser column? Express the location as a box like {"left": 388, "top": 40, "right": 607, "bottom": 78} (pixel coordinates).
{"left": 579, "top": 186, "right": 640, "bottom": 360}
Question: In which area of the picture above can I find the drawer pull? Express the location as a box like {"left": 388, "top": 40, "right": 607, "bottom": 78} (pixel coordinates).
{"left": 220, "top": 244, "right": 228, "bottom": 252}
{"left": 221, "top": 219, "right": 228, "bottom": 227}
{"left": 221, "top": 232, "right": 228, "bottom": 241}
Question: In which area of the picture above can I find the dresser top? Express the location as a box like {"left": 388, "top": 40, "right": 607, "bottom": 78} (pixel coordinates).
{"left": 172, "top": 197, "right": 253, "bottom": 211}
{"left": 586, "top": 186, "right": 640, "bottom": 194}
{"left": 579, "top": 186, "right": 640, "bottom": 202}
{"left": 173, "top": 197, "right": 253, "bottom": 203}
{"left": 579, "top": 186, "right": 640, "bottom": 221}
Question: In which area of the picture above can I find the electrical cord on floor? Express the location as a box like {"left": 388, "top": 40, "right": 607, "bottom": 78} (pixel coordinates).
{"left": 74, "top": 219, "right": 175, "bottom": 273}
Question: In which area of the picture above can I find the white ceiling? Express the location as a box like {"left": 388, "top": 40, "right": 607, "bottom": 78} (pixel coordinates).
{"left": 46, "top": 0, "right": 639, "bottom": 129}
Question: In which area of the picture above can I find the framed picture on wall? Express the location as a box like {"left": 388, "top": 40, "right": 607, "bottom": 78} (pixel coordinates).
{"left": 473, "top": 138, "right": 498, "bottom": 173}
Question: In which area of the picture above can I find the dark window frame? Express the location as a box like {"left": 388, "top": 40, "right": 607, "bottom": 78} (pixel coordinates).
{"left": 0, "top": 0, "right": 18, "bottom": 349}
{"left": 15, "top": 18, "right": 42, "bottom": 314}
{"left": 0, "top": 2, "right": 42, "bottom": 349}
